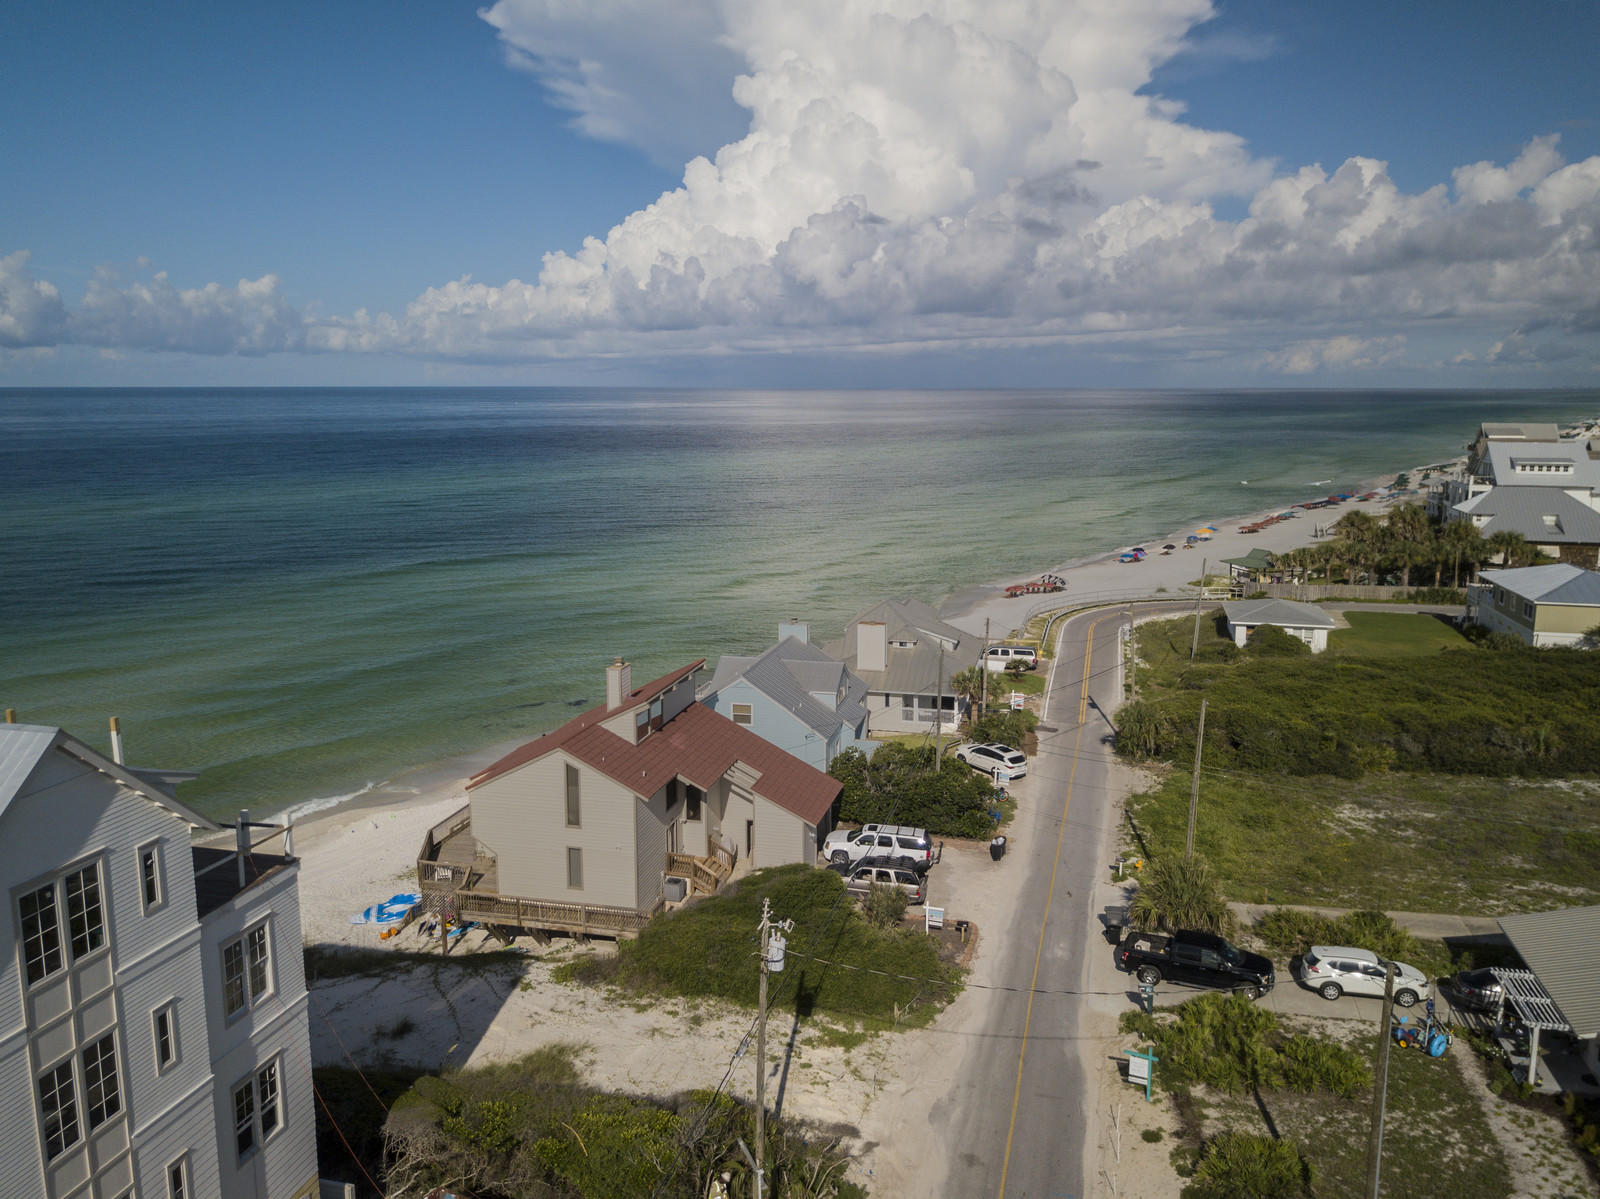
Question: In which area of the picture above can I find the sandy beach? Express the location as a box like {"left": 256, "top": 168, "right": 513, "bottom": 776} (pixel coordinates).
{"left": 291, "top": 459, "right": 1429, "bottom": 1195}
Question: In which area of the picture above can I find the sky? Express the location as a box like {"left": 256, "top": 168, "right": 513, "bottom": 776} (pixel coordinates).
{"left": 3, "top": 0, "right": 1598, "bottom": 389}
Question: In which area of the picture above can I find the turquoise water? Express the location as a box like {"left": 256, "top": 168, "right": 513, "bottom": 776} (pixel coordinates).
{"left": 3, "top": 387, "right": 1595, "bottom": 819}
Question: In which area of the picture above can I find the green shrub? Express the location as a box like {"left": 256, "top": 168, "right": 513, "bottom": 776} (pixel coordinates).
{"left": 1128, "top": 855, "right": 1232, "bottom": 934}
{"left": 1252, "top": 909, "right": 1448, "bottom": 977}
{"left": 611, "top": 865, "right": 959, "bottom": 1022}
{"left": 1183, "top": 1131, "right": 1312, "bottom": 1198}
{"left": 1142, "top": 1128, "right": 1165, "bottom": 1143}
{"left": 1119, "top": 993, "right": 1369, "bottom": 1099}
{"left": 862, "top": 882, "right": 909, "bottom": 928}
{"left": 1246, "top": 624, "right": 1312, "bottom": 657}
{"left": 830, "top": 742, "right": 1003, "bottom": 838}
{"left": 968, "top": 707, "right": 1038, "bottom": 748}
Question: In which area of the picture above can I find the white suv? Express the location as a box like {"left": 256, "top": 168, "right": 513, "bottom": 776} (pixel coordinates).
{"left": 1295, "top": 945, "right": 1432, "bottom": 1007}
{"left": 821, "top": 824, "right": 934, "bottom": 871}
{"left": 983, "top": 645, "right": 1039, "bottom": 672}
{"left": 954, "top": 742, "right": 1028, "bottom": 780}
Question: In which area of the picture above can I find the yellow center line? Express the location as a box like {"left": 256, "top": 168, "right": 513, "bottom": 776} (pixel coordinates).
{"left": 997, "top": 612, "right": 1109, "bottom": 1199}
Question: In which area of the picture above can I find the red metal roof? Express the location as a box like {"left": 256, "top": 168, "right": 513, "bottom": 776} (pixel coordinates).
{"left": 468, "top": 661, "right": 839, "bottom": 826}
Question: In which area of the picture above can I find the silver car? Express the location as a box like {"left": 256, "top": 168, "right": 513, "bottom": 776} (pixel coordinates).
{"left": 1295, "top": 945, "right": 1432, "bottom": 1007}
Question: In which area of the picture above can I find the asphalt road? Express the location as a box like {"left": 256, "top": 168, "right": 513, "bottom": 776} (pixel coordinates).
{"left": 938, "top": 604, "right": 1139, "bottom": 1199}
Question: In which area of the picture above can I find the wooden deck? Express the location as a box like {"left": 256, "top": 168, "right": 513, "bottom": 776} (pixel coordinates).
{"left": 416, "top": 807, "right": 735, "bottom": 939}
{"left": 456, "top": 891, "right": 663, "bottom": 940}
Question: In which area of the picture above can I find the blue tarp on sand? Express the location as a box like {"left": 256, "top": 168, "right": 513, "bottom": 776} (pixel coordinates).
{"left": 351, "top": 892, "right": 422, "bottom": 925}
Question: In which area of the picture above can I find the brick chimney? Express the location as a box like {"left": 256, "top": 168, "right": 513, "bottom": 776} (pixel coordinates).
{"left": 606, "top": 657, "right": 632, "bottom": 710}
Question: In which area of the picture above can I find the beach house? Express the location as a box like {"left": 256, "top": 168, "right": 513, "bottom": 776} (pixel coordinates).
{"left": 1466, "top": 563, "right": 1600, "bottom": 647}
{"left": 824, "top": 598, "right": 979, "bottom": 733}
{"left": 1221, "top": 598, "right": 1338, "bottom": 652}
{"left": 416, "top": 659, "right": 841, "bottom": 939}
{"left": 0, "top": 722, "right": 319, "bottom": 1199}
{"left": 700, "top": 620, "right": 875, "bottom": 771}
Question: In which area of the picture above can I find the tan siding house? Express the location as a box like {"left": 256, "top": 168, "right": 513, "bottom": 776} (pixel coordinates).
{"left": 1469, "top": 564, "right": 1600, "bottom": 647}
{"left": 419, "top": 659, "right": 842, "bottom": 939}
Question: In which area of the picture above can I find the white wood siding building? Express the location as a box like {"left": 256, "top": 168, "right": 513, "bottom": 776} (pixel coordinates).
{"left": 1, "top": 723, "right": 318, "bottom": 1199}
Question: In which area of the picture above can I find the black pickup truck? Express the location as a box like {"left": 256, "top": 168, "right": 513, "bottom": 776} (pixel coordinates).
{"left": 1116, "top": 929, "right": 1275, "bottom": 999}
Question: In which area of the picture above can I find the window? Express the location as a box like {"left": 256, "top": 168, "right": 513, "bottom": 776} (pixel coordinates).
{"left": 685, "top": 786, "right": 702, "bottom": 822}
{"left": 565, "top": 764, "right": 581, "bottom": 827}
{"left": 38, "top": 1059, "right": 79, "bottom": 1160}
{"left": 566, "top": 847, "right": 583, "bottom": 890}
{"left": 17, "top": 860, "right": 107, "bottom": 986}
{"left": 223, "top": 922, "right": 272, "bottom": 1017}
{"left": 19, "top": 883, "right": 63, "bottom": 985}
{"left": 258, "top": 1060, "right": 280, "bottom": 1137}
{"left": 154, "top": 1003, "right": 176, "bottom": 1071}
{"left": 82, "top": 1033, "right": 121, "bottom": 1128}
{"left": 64, "top": 864, "right": 105, "bottom": 959}
{"left": 230, "top": 1060, "right": 284, "bottom": 1161}
{"left": 140, "top": 841, "right": 164, "bottom": 912}
{"left": 1523, "top": 601, "right": 1534, "bottom": 618}
{"left": 731, "top": 702, "right": 753, "bottom": 726}
{"left": 167, "top": 1155, "right": 189, "bottom": 1199}
{"left": 232, "top": 1077, "right": 256, "bottom": 1158}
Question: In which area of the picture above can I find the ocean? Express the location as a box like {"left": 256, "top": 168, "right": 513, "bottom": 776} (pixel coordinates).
{"left": 3, "top": 387, "right": 1595, "bottom": 822}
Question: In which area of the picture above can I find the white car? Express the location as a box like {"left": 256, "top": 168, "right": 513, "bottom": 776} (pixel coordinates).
{"left": 954, "top": 742, "right": 1028, "bottom": 779}
{"left": 1295, "top": 945, "right": 1432, "bottom": 1007}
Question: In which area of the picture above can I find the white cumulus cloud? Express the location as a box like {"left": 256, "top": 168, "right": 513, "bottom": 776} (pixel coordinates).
{"left": 10, "top": 0, "right": 1600, "bottom": 378}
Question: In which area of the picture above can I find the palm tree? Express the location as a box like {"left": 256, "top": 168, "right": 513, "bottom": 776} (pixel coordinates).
{"left": 1485, "top": 530, "right": 1533, "bottom": 569}
{"left": 950, "top": 665, "right": 988, "bottom": 720}
{"left": 1333, "top": 509, "right": 1380, "bottom": 583}
{"left": 1441, "top": 519, "right": 1484, "bottom": 587}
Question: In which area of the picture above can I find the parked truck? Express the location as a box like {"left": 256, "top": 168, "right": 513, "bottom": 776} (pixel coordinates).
{"left": 1116, "top": 928, "right": 1275, "bottom": 999}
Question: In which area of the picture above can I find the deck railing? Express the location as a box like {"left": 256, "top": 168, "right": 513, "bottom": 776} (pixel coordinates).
{"left": 456, "top": 890, "right": 662, "bottom": 938}
{"left": 665, "top": 852, "right": 727, "bottom": 895}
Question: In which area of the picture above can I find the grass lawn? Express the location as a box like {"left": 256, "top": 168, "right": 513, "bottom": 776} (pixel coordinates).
{"left": 1189, "top": 1025, "right": 1513, "bottom": 1198}
{"left": 1331, "top": 611, "right": 1472, "bottom": 655}
{"left": 989, "top": 669, "right": 1046, "bottom": 697}
{"left": 1126, "top": 770, "right": 1600, "bottom": 914}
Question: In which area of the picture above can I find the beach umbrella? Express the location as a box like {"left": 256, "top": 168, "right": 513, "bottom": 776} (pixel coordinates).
{"left": 1186, "top": 534, "right": 1200, "bottom": 543}
{"left": 1197, "top": 526, "right": 1217, "bottom": 534}
{"left": 1162, "top": 543, "right": 1177, "bottom": 550}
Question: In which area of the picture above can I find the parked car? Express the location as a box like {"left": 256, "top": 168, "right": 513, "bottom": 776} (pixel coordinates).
{"left": 1294, "top": 946, "right": 1431, "bottom": 1007}
{"left": 954, "top": 742, "right": 1028, "bottom": 779}
{"left": 821, "top": 824, "right": 935, "bottom": 871}
{"left": 983, "top": 644, "right": 1039, "bottom": 672}
{"left": 1445, "top": 967, "right": 1505, "bottom": 1014}
{"left": 840, "top": 861, "right": 926, "bottom": 905}
{"left": 1116, "top": 928, "right": 1274, "bottom": 999}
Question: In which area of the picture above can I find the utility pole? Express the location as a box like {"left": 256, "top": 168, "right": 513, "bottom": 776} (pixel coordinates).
{"left": 981, "top": 617, "right": 990, "bottom": 715}
{"left": 1190, "top": 557, "right": 1207, "bottom": 661}
{"left": 934, "top": 642, "right": 945, "bottom": 767}
{"left": 754, "top": 899, "right": 792, "bottom": 1199}
{"left": 1186, "top": 699, "right": 1207, "bottom": 858}
{"left": 1365, "top": 962, "right": 1398, "bottom": 1198}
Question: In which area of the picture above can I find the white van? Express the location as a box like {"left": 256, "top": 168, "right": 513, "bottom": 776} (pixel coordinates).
{"left": 983, "top": 644, "right": 1039, "bottom": 672}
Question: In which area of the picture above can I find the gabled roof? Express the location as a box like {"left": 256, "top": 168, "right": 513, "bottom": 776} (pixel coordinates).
{"left": 823, "top": 598, "right": 979, "bottom": 695}
{"left": 0, "top": 723, "right": 219, "bottom": 830}
{"left": 1498, "top": 905, "right": 1600, "bottom": 1039}
{"left": 1453, "top": 487, "right": 1600, "bottom": 544}
{"left": 1221, "top": 598, "right": 1337, "bottom": 629}
{"left": 703, "top": 637, "right": 869, "bottom": 741}
{"left": 470, "top": 669, "right": 840, "bottom": 826}
{"left": 1485, "top": 440, "right": 1600, "bottom": 490}
{"left": 1223, "top": 548, "right": 1278, "bottom": 570}
{"left": 1479, "top": 563, "right": 1600, "bottom": 606}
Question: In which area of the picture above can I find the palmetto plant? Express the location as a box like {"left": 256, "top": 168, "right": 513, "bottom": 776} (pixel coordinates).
{"left": 1128, "top": 854, "right": 1231, "bottom": 934}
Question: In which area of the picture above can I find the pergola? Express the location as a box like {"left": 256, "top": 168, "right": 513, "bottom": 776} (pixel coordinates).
{"left": 1487, "top": 968, "right": 1573, "bottom": 1089}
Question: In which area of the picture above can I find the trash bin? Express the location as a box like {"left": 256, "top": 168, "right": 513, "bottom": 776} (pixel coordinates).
{"left": 990, "top": 836, "right": 1007, "bottom": 861}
